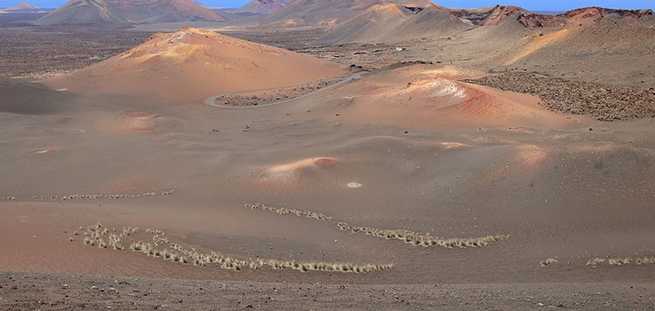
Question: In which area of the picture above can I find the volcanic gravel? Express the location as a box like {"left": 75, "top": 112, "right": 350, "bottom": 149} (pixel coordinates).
{"left": 466, "top": 72, "right": 655, "bottom": 121}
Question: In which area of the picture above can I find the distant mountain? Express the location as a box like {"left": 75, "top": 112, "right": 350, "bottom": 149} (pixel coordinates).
{"left": 6, "top": 1, "right": 38, "bottom": 11}
{"left": 322, "top": 3, "right": 469, "bottom": 43}
{"left": 261, "top": 0, "right": 436, "bottom": 28}
{"left": 37, "top": 0, "right": 224, "bottom": 25}
{"left": 241, "top": 0, "right": 290, "bottom": 14}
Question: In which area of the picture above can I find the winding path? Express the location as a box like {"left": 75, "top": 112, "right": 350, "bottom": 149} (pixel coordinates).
{"left": 205, "top": 73, "right": 363, "bottom": 110}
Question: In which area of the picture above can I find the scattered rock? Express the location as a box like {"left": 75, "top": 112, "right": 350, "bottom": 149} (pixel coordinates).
{"left": 466, "top": 72, "right": 655, "bottom": 121}
{"left": 540, "top": 258, "right": 559, "bottom": 267}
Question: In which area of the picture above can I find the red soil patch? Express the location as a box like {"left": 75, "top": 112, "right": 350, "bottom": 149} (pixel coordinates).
{"left": 332, "top": 65, "right": 576, "bottom": 129}
{"left": 257, "top": 157, "right": 339, "bottom": 187}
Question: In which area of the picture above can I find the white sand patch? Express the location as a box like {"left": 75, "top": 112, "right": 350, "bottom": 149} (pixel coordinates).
{"left": 396, "top": 79, "right": 467, "bottom": 99}
{"left": 347, "top": 182, "right": 363, "bottom": 189}
{"left": 440, "top": 142, "right": 470, "bottom": 150}
{"left": 430, "top": 80, "right": 467, "bottom": 98}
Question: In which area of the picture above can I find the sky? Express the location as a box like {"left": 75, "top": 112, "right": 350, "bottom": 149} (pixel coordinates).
{"left": 1, "top": 0, "right": 653, "bottom": 11}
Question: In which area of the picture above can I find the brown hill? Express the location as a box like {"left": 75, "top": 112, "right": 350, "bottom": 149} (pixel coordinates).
{"left": 564, "top": 7, "right": 653, "bottom": 25}
{"left": 322, "top": 4, "right": 469, "bottom": 43}
{"left": 454, "top": 5, "right": 653, "bottom": 29}
{"left": 479, "top": 5, "right": 526, "bottom": 26}
{"left": 453, "top": 5, "right": 538, "bottom": 27}
{"left": 261, "top": 0, "right": 435, "bottom": 28}
{"left": 505, "top": 13, "right": 655, "bottom": 86}
{"left": 321, "top": 3, "right": 410, "bottom": 43}
{"left": 37, "top": 0, "right": 223, "bottom": 25}
{"left": 45, "top": 28, "right": 346, "bottom": 102}
{"left": 310, "top": 64, "right": 574, "bottom": 129}
{"left": 241, "top": 0, "right": 290, "bottom": 14}
{"left": 515, "top": 7, "right": 653, "bottom": 29}
{"left": 385, "top": 5, "right": 470, "bottom": 40}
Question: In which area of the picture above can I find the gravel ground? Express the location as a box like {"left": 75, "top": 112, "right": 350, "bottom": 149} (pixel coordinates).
{"left": 1, "top": 272, "right": 655, "bottom": 310}
{"left": 466, "top": 72, "right": 655, "bottom": 121}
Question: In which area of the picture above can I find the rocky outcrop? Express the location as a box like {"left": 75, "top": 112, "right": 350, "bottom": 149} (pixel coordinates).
{"left": 455, "top": 5, "right": 653, "bottom": 29}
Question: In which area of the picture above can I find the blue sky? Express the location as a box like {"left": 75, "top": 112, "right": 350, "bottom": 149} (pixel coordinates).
{"left": 1, "top": 0, "right": 653, "bottom": 11}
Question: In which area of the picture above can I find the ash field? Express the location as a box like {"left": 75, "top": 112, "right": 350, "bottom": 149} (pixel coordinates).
{"left": 1, "top": 1, "right": 655, "bottom": 310}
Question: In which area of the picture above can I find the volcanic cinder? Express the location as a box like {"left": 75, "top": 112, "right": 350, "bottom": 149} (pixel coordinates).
{"left": 46, "top": 28, "right": 346, "bottom": 102}
{"left": 1, "top": 0, "right": 655, "bottom": 310}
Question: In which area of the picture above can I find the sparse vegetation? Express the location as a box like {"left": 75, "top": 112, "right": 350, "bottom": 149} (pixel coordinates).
{"left": 245, "top": 202, "right": 510, "bottom": 249}
{"left": 540, "top": 258, "right": 559, "bottom": 267}
{"left": 1, "top": 189, "right": 174, "bottom": 202}
{"left": 587, "top": 256, "right": 655, "bottom": 267}
{"left": 466, "top": 72, "right": 655, "bottom": 121}
{"left": 214, "top": 78, "right": 340, "bottom": 107}
{"left": 1, "top": 195, "right": 17, "bottom": 201}
{"left": 77, "top": 223, "right": 391, "bottom": 274}
{"left": 245, "top": 202, "right": 332, "bottom": 221}
{"left": 336, "top": 223, "right": 510, "bottom": 249}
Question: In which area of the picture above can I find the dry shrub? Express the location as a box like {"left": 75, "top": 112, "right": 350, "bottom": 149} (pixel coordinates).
{"left": 77, "top": 223, "right": 391, "bottom": 274}
{"left": 539, "top": 258, "right": 559, "bottom": 267}
{"left": 245, "top": 202, "right": 510, "bottom": 249}
{"left": 245, "top": 202, "right": 332, "bottom": 221}
{"left": 3, "top": 190, "right": 174, "bottom": 202}
{"left": 587, "top": 256, "right": 655, "bottom": 267}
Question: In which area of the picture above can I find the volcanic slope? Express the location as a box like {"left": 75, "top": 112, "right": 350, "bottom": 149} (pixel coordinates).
{"left": 502, "top": 8, "right": 655, "bottom": 86}
{"left": 37, "top": 0, "right": 224, "bottom": 25}
{"left": 241, "top": 0, "right": 290, "bottom": 14}
{"left": 261, "top": 0, "right": 435, "bottom": 28}
{"left": 322, "top": 3, "right": 470, "bottom": 44}
{"left": 276, "top": 64, "right": 579, "bottom": 129}
{"left": 46, "top": 28, "right": 346, "bottom": 102}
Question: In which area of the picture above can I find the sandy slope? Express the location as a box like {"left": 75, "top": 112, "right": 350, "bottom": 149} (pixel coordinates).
{"left": 3, "top": 61, "right": 655, "bottom": 289}
{"left": 294, "top": 64, "right": 579, "bottom": 128}
{"left": 511, "top": 16, "right": 655, "bottom": 86}
{"left": 241, "top": 0, "right": 290, "bottom": 14}
{"left": 46, "top": 28, "right": 346, "bottom": 102}
{"left": 260, "top": 0, "right": 435, "bottom": 28}
{"left": 322, "top": 4, "right": 470, "bottom": 44}
{"left": 2, "top": 6, "right": 655, "bottom": 309}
